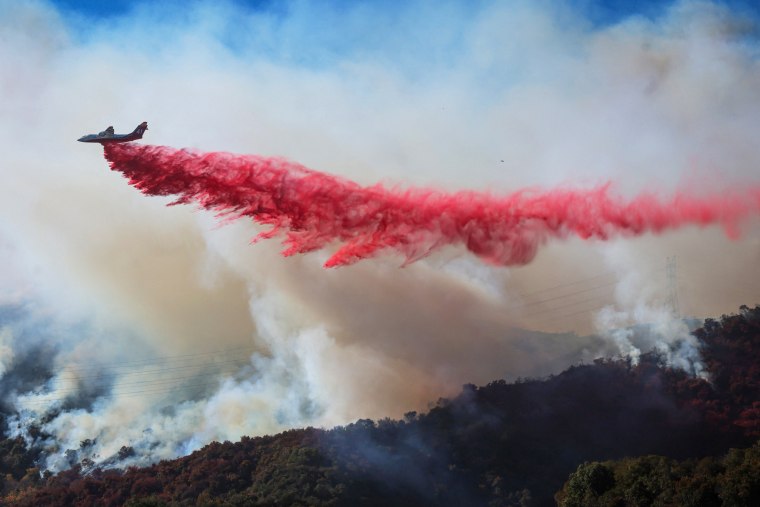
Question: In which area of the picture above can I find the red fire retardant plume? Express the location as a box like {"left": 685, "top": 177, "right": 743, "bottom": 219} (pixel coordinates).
{"left": 104, "top": 143, "right": 760, "bottom": 268}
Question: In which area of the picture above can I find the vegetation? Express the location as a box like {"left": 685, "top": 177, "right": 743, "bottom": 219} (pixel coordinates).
{"left": 0, "top": 432, "right": 44, "bottom": 497}
{"left": 556, "top": 441, "right": 760, "bottom": 507}
{"left": 2, "top": 305, "right": 758, "bottom": 506}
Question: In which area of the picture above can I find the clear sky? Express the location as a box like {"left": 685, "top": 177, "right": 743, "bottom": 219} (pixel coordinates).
{"left": 47, "top": 0, "right": 759, "bottom": 27}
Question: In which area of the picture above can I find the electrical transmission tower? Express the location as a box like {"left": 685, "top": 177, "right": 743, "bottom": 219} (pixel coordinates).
{"left": 666, "top": 256, "right": 680, "bottom": 318}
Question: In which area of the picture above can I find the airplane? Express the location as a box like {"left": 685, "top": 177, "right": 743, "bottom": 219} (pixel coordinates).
{"left": 78, "top": 122, "right": 148, "bottom": 144}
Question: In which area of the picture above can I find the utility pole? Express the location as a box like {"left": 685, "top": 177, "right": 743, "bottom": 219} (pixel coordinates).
{"left": 666, "top": 256, "right": 680, "bottom": 318}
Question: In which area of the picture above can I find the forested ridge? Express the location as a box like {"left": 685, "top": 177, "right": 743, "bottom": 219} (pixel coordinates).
{"left": 2, "top": 305, "right": 759, "bottom": 506}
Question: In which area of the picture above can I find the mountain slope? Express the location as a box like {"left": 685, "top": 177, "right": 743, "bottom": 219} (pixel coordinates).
{"left": 4, "top": 305, "right": 759, "bottom": 506}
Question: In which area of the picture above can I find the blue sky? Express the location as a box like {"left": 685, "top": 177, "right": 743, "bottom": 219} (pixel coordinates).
{"left": 47, "top": 0, "right": 759, "bottom": 24}
{"left": 41, "top": 0, "right": 760, "bottom": 73}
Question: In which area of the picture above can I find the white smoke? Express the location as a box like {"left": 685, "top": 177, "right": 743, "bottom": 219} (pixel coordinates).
{"left": 0, "top": 327, "right": 13, "bottom": 378}
{"left": 593, "top": 243, "right": 704, "bottom": 375}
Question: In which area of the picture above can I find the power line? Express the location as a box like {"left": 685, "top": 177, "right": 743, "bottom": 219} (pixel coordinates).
{"left": 518, "top": 265, "right": 671, "bottom": 328}
{"left": 517, "top": 271, "right": 617, "bottom": 298}
{"left": 20, "top": 368, "right": 255, "bottom": 405}
{"left": 20, "top": 377, "right": 241, "bottom": 406}
{"left": 56, "top": 345, "right": 257, "bottom": 373}
{"left": 519, "top": 290, "right": 615, "bottom": 319}
{"left": 509, "top": 266, "right": 665, "bottom": 312}
{"left": 33, "top": 368, "right": 248, "bottom": 397}
{"left": 15, "top": 347, "right": 258, "bottom": 407}
{"left": 58, "top": 356, "right": 252, "bottom": 382}
{"left": 512, "top": 280, "right": 618, "bottom": 311}
{"left": 538, "top": 302, "right": 612, "bottom": 324}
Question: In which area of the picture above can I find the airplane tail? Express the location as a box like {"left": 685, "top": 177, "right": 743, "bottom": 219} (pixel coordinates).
{"left": 133, "top": 121, "right": 148, "bottom": 138}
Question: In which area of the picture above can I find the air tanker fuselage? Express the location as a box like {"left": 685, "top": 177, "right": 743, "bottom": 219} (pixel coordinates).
{"left": 78, "top": 122, "right": 148, "bottom": 144}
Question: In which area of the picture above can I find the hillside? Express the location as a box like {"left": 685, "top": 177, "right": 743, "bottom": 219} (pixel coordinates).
{"left": 556, "top": 442, "right": 760, "bottom": 506}
{"left": 2, "top": 305, "right": 759, "bottom": 506}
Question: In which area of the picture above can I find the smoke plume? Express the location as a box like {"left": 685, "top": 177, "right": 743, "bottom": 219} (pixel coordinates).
{"left": 105, "top": 142, "right": 760, "bottom": 267}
